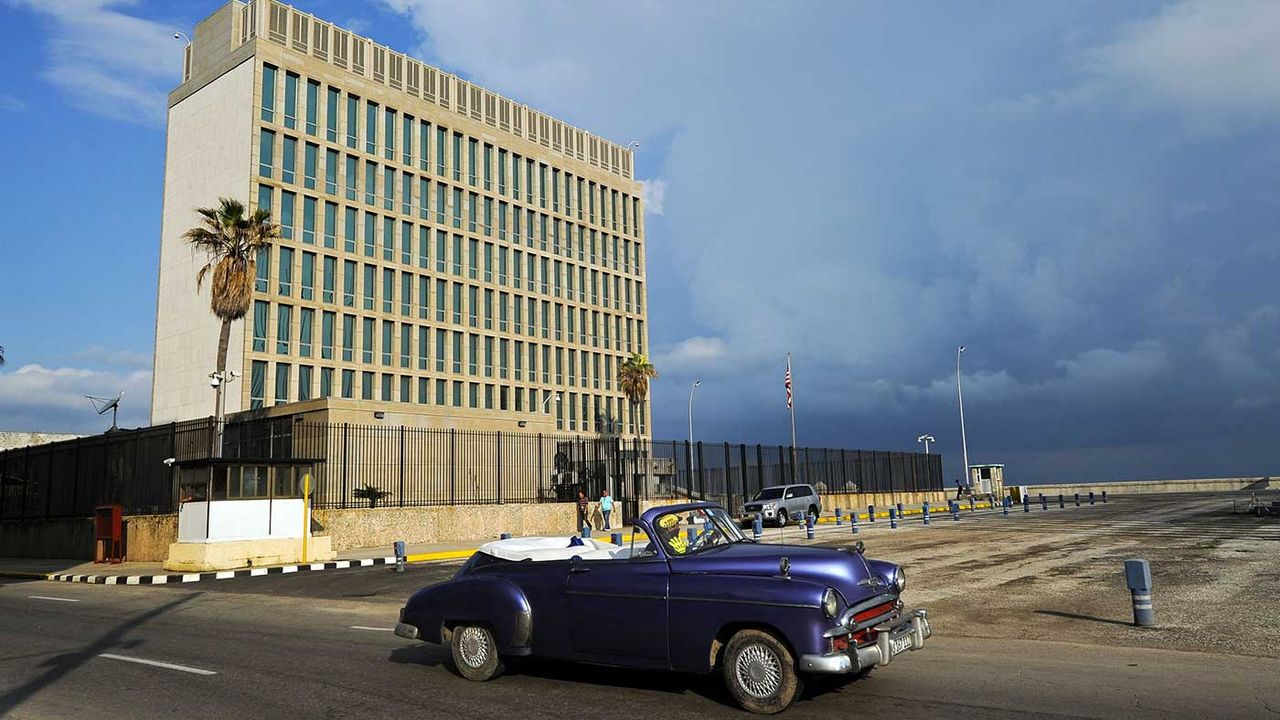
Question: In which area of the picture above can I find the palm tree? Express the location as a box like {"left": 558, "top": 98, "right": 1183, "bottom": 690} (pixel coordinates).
{"left": 617, "top": 352, "right": 658, "bottom": 434}
{"left": 182, "top": 197, "right": 278, "bottom": 429}
{"left": 0, "top": 345, "right": 5, "bottom": 366}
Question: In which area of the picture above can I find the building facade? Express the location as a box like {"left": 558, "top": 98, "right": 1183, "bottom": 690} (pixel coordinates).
{"left": 152, "top": 0, "right": 650, "bottom": 438}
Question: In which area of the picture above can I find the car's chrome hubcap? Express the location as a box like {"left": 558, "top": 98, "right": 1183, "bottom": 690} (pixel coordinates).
{"left": 736, "top": 644, "right": 782, "bottom": 699}
{"left": 457, "top": 627, "right": 490, "bottom": 668}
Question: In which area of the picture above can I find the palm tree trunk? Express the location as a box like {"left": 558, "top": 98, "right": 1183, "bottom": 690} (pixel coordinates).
{"left": 213, "top": 318, "right": 231, "bottom": 457}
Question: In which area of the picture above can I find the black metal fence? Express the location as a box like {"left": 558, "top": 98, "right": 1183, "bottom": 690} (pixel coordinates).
{"left": 1, "top": 416, "right": 942, "bottom": 521}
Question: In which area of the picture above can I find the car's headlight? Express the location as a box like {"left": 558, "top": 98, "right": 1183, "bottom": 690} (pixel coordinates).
{"left": 821, "top": 588, "right": 839, "bottom": 619}
{"left": 894, "top": 568, "right": 907, "bottom": 593}
{"left": 763, "top": 502, "right": 777, "bottom": 509}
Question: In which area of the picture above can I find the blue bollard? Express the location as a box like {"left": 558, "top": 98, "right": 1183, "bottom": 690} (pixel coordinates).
{"left": 922, "top": 501, "right": 931, "bottom": 526}
{"left": 806, "top": 514, "right": 815, "bottom": 540}
{"left": 752, "top": 514, "right": 763, "bottom": 541}
{"left": 1124, "top": 558, "right": 1154, "bottom": 627}
{"left": 889, "top": 508, "right": 898, "bottom": 529}
{"left": 868, "top": 504, "right": 876, "bottom": 523}
{"left": 582, "top": 525, "right": 592, "bottom": 538}
{"left": 1040, "top": 493, "right": 1047, "bottom": 511}
{"left": 1089, "top": 491, "right": 1095, "bottom": 506}
{"left": 1003, "top": 496, "right": 1010, "bottom": 516}
{"left": 1059, "top": 493, "right": 1065, "bottom": 509}
{"left": 611, "top": 532, "right": 623, "bottom": 546}
{"left": 951, "top": 501, "right": 960, "bottom": 522}
{"left": 1075, "top": 493, "right": 1081, "bottom": 507}
{"left": 896, "top": 502, "right": 905, "bottom": 520}
{"left": 500, "top": 532, "right": 511, "bottom": 540}
{"left": 1102, "top": 490, "right": 1108, "bottom": 503}
{"left": 851, "top": 513, "right": 859, "bottom": 534}
{"left": 969, "top": 497, "right": 976, "bottom": 513}
{"left": 835, "top": 508, "right": 842, "bottom": 526}
{"left": 1023, "top": 495, "right": 1030, "bottom": 513}
{"left": 393, "top": 540, "right": 407, "bottom": 573}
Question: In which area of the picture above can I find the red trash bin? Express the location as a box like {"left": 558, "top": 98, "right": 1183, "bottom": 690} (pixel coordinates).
{"left": 94, "top": 505, "right": 124, "bottom": 564}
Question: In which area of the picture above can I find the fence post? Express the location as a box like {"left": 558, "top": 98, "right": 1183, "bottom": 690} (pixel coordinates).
{"left": 398, "top": 426, "right": 406, "bottom": 507}
{"left": 840, "top": 449, "right": 848, "bottom": 491}
{"left": 683, "top": 440, "right": 693, "bottom": 499}
{"left": 696, "top": 441, "right": 705, "bottom": 500}
{"left": 496, "top": 431, "right": 503, "bottom": 504}
{"left": 755, "top": 444, "right": 764, "bottom": 494}
{"left": 0, "top": 450, "right": 6, "bottom": 519}
{"left": 739, "top": 443, "right": 749, "bottom": 507}
{"left": 452, "top": 429, "right": 459, "bottom": 505}
{"left": 72, "top": 438, "right": 83, "bottom": 517}
{"left": 723, "top": 442, "right": 732, "bottom": 511}
{"left": 341, "top": 423, "right": 349, "bottom": 509}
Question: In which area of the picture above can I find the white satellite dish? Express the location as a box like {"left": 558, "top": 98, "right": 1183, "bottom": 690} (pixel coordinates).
{"left": 87, "top": 391, "right": 125, "bottom": 431}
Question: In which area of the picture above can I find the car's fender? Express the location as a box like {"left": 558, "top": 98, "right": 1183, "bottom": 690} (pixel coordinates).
{"left": 403, "top": 575, "right": 532, "bottom": 653}
{"left": 667, "top": 573, "right": 832, "bottom": 673}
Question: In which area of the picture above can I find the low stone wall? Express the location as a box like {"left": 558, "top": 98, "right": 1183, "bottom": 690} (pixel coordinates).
{"left": 0, "top": 513, "right": 177, "bottom": 561}
{"left": 819, "top": 490, "right": 953, "bottom": 515}
{"left": 1029, "top": 477, "right": 1273, "bottom": 496}
{"left": 314, "top": 502, "right": 584, "bottom": 551}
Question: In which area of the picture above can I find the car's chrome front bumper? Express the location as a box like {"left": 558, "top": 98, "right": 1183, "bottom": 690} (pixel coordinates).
{"left": 395, "top": 622, "right": 420, "bottom": 640}
{"left": 799, "top": 609, "right": 931, "bottom": 674}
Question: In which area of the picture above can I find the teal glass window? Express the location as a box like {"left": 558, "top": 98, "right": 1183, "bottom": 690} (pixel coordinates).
{"left": 278, "top": 246, "right": 293, "bottom": 295}
{"left": 276, "top": 304, "right": 292, "bottom": 355}
{"left": 402, "top": 113, "right": 413, "bottom": 166}
{"left": 419, "top": 120, "right": 430, "bottom": 171}
{"left": 283, "top": 72, "right": 298, "bottom": 129}
{"left": 436, "top": 126, "right": 446, "bottom": 176}
{"left": 382, "top": 267, "right": 394, "bottom": 313}
{"left": 299, "top": 307, "right": 313, "bottom": 357}
{"left": 323, "top": 201, "right": 337, "bottom": 249}
{"left": 301, "top": 196, "right": 316, "bottom": 244}
{"left": 325, "top": 149, "right": 338, "bottom": 196}
{"left": 303, "top": 143, "right": 317, "bottom": 189}
{"left": 362, "top": 263, "right": 375, "bottom": 310}
{"left": 325, "top": 86, "right": 339, "bottom": 142}
{"left": 281, "top": 136, "right": 296, "bottom": 184}
{"left": 401, "top": 221, "right": 412, "bottom": 266}
{"left": 258, "top": 129, "right": 275, "bottom": 177}
{"left": 345, "top": 95, "right": 359, "bottom": 148}
{"left": 365, "top": 160, "right": 377, "bottom": 205}
{"left": 321, "top": 310, "right": 335, "bottom": 359}
{"left": 418, "top": 178, "right": 429, "bottom": 220}
{"left": 435, "top": 328, "right": 446, "bottom": 371}
{"left": 301, "top": 251, "right": 315, "bottom": 300}
{"left": 320, "top": 367, "right": 333, "bottom": 398}
{"left": 384, "top": 166, "right": 395, "bottom": 211}
{"left": 254, "top": 243, "right": 270, "bottom": 293}
{"left": 341, "top": 369, "right": 354, "bottom": 399}
{"left": 275, "top": 363, "right": 290, "bottom": 404}
{"left": 467, "top": 137, "right": 477, "bottom": 186}
{"left": 384, "top": 107, "right": 395, "bottom": 160}
{"left": 418, "top": 328, "right": 428, "bottom": 371}
{"left": 305, "top": 80, "right": 318, "bottom": 135}
{"left": 343, "top": 207, "right": 356, "bottom": 253}
{"left": 365, "top": 100, "right": 378, "bottom": 155}
{"left": 280, "top": 191, "right": 295, "bottom": 240}
{"left": 483, "top": 144, "right": 492, "bottom": 191}
{"left": 298, "top": 365, "right": 312, "bottom": 401}
{"left": 383, "top": 216, "right": 395, "bottom": 262}
{"left": 345, "top": 155, "right": 357, "bottom": 201}
{"left": 362, "top": 318, "right": 374, "bottom": 364}
{"left": 402, "top": 172, "right": 412, "bottom": 216}
{"left": 363, "top": 211, "right": 376, "bottom": 257}
{"left": 452, "top": 133, "right": 462, "bottom": 182}
{"left": 381, "top": 320, "right": 393, "bottom": 365}
{"left": 260, "top": 65, "right": 277, "bottom": 122}
{"left": 252, "top": 300, "right": 268, "bottom": 352}
{"left": 401, "top": 271, "right": 412, "bottom": 316}
{"left": 322, "top": 255, "right": 336, "bottom": 303}
{"left": 342, "top": 314, "right": 355, "bottom": 362}
{"left": 250, "top": 360, "right": 267, "bottom": 409}
{"left": 452, "top": 187, "right": 462, "bottom": 229}
{"left": 418, "top": 226, "right": 429, "bottom": 269}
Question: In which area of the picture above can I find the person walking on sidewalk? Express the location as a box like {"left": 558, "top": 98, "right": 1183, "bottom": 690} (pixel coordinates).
{"left": 576, "top": 491, "right": 591, "bottom": 532}
{"left": 600, "top": 490, "right": 614, "bottom": 530}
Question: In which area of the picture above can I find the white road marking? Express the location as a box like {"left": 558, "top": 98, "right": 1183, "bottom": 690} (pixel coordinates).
{"left": 125, "top": 576, "right": 141, "bottom": 585}
{"left": 334, "top": 560, "right": 351, "bottom": 569}
{"left": 309, "top": 563, "right": 326, "bottom": 571}
{"left": 350, "top": 626, "right": 395, "bottom": 632}
{"left": 282, "top": 566, "right": 298, "bottom": 574}
{"left": 99, "top": 653, "right": 217, "bottom": 676}
{"left": 358, "top": 559, "right": 374, "bottom": 567}
{"left": 250, "top": 568, "right": 268, "bottom": 577}
{"left": 29, "top": 596, "right": 80, "bottom": 603}
{"left": 152, "top": 575, "right": 168, "bottom": 584}
{"left": 214, "top": 571, "right": 235, "bottom": 580}
{"left": 181, "top": 574, "right": 201, "bottom": 583}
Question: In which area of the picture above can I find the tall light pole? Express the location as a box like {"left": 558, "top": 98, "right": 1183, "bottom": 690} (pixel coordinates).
{"left": 541, "top": 391, "right": 561, "bottom": 412}
{"left": 688, "top": 381, "right": 700, "bottom": 449}
{"left": 957, "top": 345, "right": 970, "bottom": 487}
{"left": 916, "top": 434, "right": 935, "bottom": 454}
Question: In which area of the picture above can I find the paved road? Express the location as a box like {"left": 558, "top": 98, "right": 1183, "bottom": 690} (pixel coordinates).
{"left": 3, "top": 493, "right": 1278, "bottom": 719}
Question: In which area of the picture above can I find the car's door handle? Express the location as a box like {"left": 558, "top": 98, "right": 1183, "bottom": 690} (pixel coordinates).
{"left": 569, "top": 565, "right": 591, "bottom": 574}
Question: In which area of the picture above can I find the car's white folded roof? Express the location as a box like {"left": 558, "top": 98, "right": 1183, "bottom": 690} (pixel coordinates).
{"left": 477, "top": 536, "right": 630, "bottom": 562}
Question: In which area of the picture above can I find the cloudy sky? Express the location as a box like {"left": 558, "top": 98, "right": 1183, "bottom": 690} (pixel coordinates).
{"left": 1, "top": 0, "right": 1277, "bottom": 483}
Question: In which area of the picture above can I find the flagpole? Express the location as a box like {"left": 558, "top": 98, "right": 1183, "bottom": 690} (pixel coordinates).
{"left": 788, "top": 353, "right": 798, "bottom": 482}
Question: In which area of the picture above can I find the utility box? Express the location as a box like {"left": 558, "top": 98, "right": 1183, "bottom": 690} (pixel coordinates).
{"left": 94, "top": 504, "right": 124, "bottom": 564}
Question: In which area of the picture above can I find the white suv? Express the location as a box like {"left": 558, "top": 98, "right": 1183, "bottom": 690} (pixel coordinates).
{"left": 739, "top": 484, "right": 821, "bottom": 527}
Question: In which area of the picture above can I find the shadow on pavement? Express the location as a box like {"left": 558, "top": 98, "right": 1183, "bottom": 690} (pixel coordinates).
{"left": 1036, "top": 609, "right": 1134, "bottom": 627}
{"left": 0, "top": 593, "right": 202, "bottom": 715}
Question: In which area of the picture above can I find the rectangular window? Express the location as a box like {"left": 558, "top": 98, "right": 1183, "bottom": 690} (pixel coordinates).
{"left": 383, "top": 215, "right": 395, "bottom": 263}
{"left": 467, "top": 137, "right": 478, "bottom": 186}
{"left": 436, "top": 125, "right": 447, "bottom": 176}
{"left": 320, "top": 367, "right": 333, "bottom": 398}
{"left": 511, "top": 153, "right": 521, "bottom": 198}
{"left": 419, "top": 177, "right": 430, "bottom": 220}
{"left": 384, "top": 165, "right": 395, "bottom": 211}
{"left": 363, "top": 263, "right": 375, "bottom": 310}
{"left": 343, "top": 260, "right": 356, "bottom": 307}
{"left": 342, "top": 314, "right": 355, "bottom": 362}
{"left": 418, "top": 275, "right": 429, "bottom": 319}
{"left": 250, "top": 360, "right": 267, "bottom": 408}
{"left": 341, "top": 369, "right": 354, "bottom": 398}
{"left": 384, "top": 106, "right": 396, "bottom": 161}
{"left": 401, "top": 271, "right": 412, "bottom": 316}
{"left": 281, "top": 136, "right": 296, "bottom": 184}
{"left": 364, "top": 211, "right": 376, "bottom": 257}
{"left": 298, "top": 365, "right": 312, "bottom": 401}
{"left": 436, "top": 230, "right": 447, "bottom": 273}
{"left": 365, "top": 100, "right": 378, "bottom": 155}
{"left": 343, "top": 206, "right": 357, "bottom": 253}
{"left": 260, "top": 64, "right": 276, "bottom": 122}
{"left": 321, "top": 310, "right": 335, "bottom": 359}
{"left": 365, "top": 160, "right": 377, "bottom": 205}
{"left": 326, "top": 86, "right": 339, "bottom": 142}
{"left": 452, "top": 187, "right": 462, "bottom": 229}
{"left": 280, "top": 191, "right": 295, "bottom": 240}
{"left": 278, "top": 246, "right": 293, "bottom": 296}
{"left": 346, "top": 94, "right": 359, "bottom": 148}
{"left": 252, "top": 300, "right": 268, "bottom": 352}
{"left": 402, "top": 113, "right": 413, "bottom": 166}
{"left": 382, "top": 320, "right": 393, "bottom": 365}
{"left": 402, "top": 172, "right": 412, "bottom": 216}
{"left": 468, "top": 285, "right": 478, "bottom": 327}
{"left": 452, "top": 282, "right": 463, "bottom": 324}
{"left": 276, "top": 304, "right": 292, "bottom": 355}
{"left": 452, "top": 133, "right": 462, "bottom": 182}
{"left": 324, "top": 149, "right": 338, "bottom": 195}
{"left": 383, "top": 268, "right": 394, "bottom": 314}
{"left": 498, "top": 148, "right": 507, "bottom": 193}
{"left": 362, "top": 317, "right": 375, "bottom": 364}
{"left": 419, "top": 120, "right": 430, "bottom": 171}
{"left": 301, "top": 251, "right": 315, "bottom": 300}
{"left": 418, "top": 226, "right": 429, "bottom": 269}
{"left": 418, "top": 325, "right": 429, "bottom": 370}
{"left": 483, "top": 143, "right": 493, "bottom": 191}
{"left": 418, "top": 377, "right": 428, "bottom": 404}
{"left": 301, "top": 196, "right": 316, "bottom": 244}
{"left": 259, "top": 129, "right": 275, "bottom": 177}
{"left": 483, "top": 197, "right": 493, "bottom": 237}
{"left": 345, "top": 155, "right": 358, "bottom": 201}
{"left": 401, "top": 222, "right": 412, "bottom": 266}
{"left": 436, "top": 328, "right": 446, "bottom": 372}
{"left": 362, "top": 371, "right": 374, "bottom": 400}
{"left": 322, "top": 255, "right": 336, "bottom": 303}
{"left": 305, "top": 79, "right": 318, "bottom": 135}
{"left": 435, "top": 278, "right": 446, "bottom": 322}
{"left": 435, "top": 183, "right": 446, "bottom": 225}
{"left": 467, "top": 192, "right": 477, "bottom": 233}
{"left": 436, "top": 378, "right": 446, "bottom": 405}
{"left": 400, "top": 323, "right": 411, "bottom": 368}
{"left": 452, "top": 332, "right": 463, "bottom": 374}
{"left": 285, "top": 72, "right": 299, "bottom": 127}
{"left": 299, "top": 307, "right": 313, "bottom": 357}
{"left": 323, "top": 201, "right": 337, "bottom": 248}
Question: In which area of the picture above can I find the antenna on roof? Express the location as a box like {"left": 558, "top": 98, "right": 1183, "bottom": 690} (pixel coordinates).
{"left": 87, "top": 391, "right": 124, "bottom": 431}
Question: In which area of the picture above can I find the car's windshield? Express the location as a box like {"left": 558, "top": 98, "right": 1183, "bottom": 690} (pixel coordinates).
{"left": 754, "top": 487, "right": 785, "bottom": 500}
{"left": 651, "top": 507, "right": 747, "bottom": 556}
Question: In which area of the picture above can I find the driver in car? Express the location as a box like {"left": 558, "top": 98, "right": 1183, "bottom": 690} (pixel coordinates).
{"left": 655, "top": 513, "right": 689, "bottom": 556}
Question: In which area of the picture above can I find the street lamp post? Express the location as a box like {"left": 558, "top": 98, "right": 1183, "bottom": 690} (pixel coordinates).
{"left": 688, "top": 381, "right": 700, "bottom": 449}
{"left": 957, "top": 345, "right": 970, "bottom": 488}
{"left": 916, "top": 434, "right": 935, "bottom": 454}
{"left": 541, "top": 391, "right": 561, "bottom": 413}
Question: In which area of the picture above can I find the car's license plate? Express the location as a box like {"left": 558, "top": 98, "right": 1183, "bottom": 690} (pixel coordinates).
{"left": 889, "top": 634, "right": 913, "bottom": 656}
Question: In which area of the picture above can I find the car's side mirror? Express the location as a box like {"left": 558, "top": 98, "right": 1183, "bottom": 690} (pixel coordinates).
{"left": 779, "top": 556, "right": 791, "bottom": 578}
{"left": 852, "top": 540, "right": 865, "bottom": 555}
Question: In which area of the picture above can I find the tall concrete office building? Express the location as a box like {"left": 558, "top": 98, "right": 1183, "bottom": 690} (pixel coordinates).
{"left": 152, "top": 0, "right": 650, "bottom": 438}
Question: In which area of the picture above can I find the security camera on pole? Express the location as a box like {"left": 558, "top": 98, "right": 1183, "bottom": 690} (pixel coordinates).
{"left": 916, "top": 434, "right": 935, "bottom": 454}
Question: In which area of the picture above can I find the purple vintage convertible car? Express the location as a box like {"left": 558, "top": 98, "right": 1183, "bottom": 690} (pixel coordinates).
{"left": 395, "top": 502, "right": 930, "bottom": 714}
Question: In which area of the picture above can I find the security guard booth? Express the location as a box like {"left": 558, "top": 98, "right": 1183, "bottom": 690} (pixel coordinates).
{"left": 968, "top": 463, "right": 1005, "bottom": 500}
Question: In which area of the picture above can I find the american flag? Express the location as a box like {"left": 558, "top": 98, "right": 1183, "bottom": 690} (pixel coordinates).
{"left": 785, "top": 356, "right": 793, "bottom": 409}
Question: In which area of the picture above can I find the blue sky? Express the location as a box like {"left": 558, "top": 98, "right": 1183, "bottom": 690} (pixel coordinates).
{"left": 1, "top": 0, "right": 1278, "bottom": 483}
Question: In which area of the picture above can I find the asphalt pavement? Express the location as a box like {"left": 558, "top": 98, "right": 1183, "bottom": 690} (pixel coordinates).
{"left": 2, "top": 492, "right": 1278, "bottom": 719}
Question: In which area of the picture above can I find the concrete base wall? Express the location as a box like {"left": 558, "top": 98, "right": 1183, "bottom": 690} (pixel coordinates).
{"left": 819, "top": 491, "right": 953, "bottom": 515}
{"left": 314, "top": 503, "right": 585, "bottom": 551}
{"left": 0, "top": 514, "right": 177, "bottom": 561}
{"left": 164, "top": 535, "right": 335, "bottom": 572}
{"left": 1030, "top": 477, "right": 1273, "bottom": 496}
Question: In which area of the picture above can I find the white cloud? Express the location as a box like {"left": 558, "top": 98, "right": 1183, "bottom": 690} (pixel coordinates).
{"left": 1083, "top": 0, "right": 1280, "bottom": 123}
{"left": 0, "top": 364, "right": 151, "bottom": 432}
{"left": 655, "top": 336, "right": 728, "bottom": 372}
{"left": 7, "top": 0, "right": 184, "bottom": 126}
{"left": 66, "top": 346, "right": 152, "bottom": 370}
{"left": 641, "top": 178, "right": 667, "bottom": 215}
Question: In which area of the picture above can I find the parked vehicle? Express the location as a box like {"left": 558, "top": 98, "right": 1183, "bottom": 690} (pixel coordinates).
{"left": 739, "top": 484, "right": 822, "bottom": 527}
{"left": 396, "top": 501, "right": 930, "bottom": 714}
